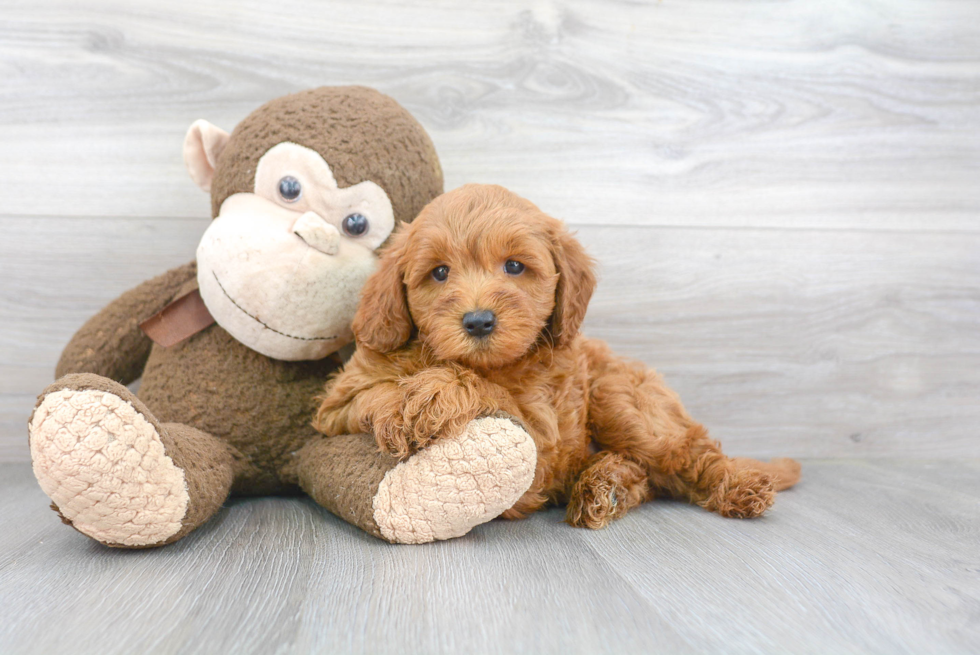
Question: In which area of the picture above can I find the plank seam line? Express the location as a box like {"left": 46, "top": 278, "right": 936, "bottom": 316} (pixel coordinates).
{"left": 3, "top": 215, "right": 980, "bottom": 237}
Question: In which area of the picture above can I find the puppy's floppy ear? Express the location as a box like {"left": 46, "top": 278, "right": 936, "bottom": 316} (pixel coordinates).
{"left": 548, "top": 221, "right": 597, "bottom": 347}
{"left": 352, "top": 229, "right": 413, "bottom": 352}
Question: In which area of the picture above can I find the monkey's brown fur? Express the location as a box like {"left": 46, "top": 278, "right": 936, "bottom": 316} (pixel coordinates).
{"left": 316, "top": 184, "right": 800, "bottom": 528}
{"left": 40, "top": 87, "right": 448, "bottom": 545}
{"left": 210, "top": 86, "right": 443, "bottom": 223}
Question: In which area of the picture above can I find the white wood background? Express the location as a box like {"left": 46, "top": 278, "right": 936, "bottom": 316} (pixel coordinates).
{"left": 1, "top": 0, "right": 978, "bottom": 462}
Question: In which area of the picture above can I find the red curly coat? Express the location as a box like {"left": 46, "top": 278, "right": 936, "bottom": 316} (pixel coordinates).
{"left": 315, "top": 184, "right": 800, "bottom": 528}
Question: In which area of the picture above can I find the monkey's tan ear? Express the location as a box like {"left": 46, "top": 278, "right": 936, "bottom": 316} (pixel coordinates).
{"left": 183, "top": 119, "right": 231, "bottom": 192}
{"left": 549, "top": 222, "right": 597, "bottom": 348}
{"left": 351, "top": 231, "right": 413, "bottom": 353}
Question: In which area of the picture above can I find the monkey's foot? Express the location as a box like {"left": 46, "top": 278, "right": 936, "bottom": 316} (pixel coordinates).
{"left": 28, "top": 374, "right": 189, "bottom": 547}
{"left": 300, "top": 415, "right": 537, "bottom": 544}
{"left": 372, "top": 416, "right": 537, "bottom": 543}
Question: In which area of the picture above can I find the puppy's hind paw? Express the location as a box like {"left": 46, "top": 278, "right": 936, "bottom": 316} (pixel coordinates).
{"left": 702, "top": 468, "right": 775, "bottom": 519}
{"left": 566, "top": 452, "right": 651, "bottom": 529}
{"left": 567, "top": 483, "right": 623, "bottom": 530}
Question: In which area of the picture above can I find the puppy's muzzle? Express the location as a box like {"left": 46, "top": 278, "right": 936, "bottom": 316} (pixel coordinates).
{"left": 462, "top": 310, "right": 496, "bottom": 338}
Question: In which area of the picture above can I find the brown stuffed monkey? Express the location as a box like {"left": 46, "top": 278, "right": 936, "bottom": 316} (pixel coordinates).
{"left": 27, "top": 87, "right": 537, "bottom": 547}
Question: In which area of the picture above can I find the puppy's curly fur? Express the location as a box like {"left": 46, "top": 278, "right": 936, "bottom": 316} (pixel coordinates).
{"left": 315, "top": 184, "right": 801, "bottom": 528}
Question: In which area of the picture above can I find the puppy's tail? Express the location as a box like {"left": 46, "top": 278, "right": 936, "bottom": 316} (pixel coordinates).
{"left": 731, "top": 457, "right": 801, "bottom": 491}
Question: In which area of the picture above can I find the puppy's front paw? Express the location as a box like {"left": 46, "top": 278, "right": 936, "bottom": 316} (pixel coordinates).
{"left": 702, "top": 468, "right": 775, "bottom": 518}
{"left": 397, "top": 371, "right": 477, "bottom": 454}
{"left": 372, "top": 406, "right": 412, "bottom": 460}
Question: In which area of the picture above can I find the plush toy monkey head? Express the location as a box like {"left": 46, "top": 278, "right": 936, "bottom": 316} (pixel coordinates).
{"left": 183, "top": 86, "right": 443, "bottom": 361}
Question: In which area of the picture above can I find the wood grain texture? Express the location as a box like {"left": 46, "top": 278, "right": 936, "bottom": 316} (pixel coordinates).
{"left": 3, "top": 3, "right": 979, "bottom": 653}
{"left": 2, "top": 217, "right": 977, "bottom": 460}
{"left": 1, "top": 460, "right": 978, "bottom": 655}
{"left": 0, "top": 0, "right": 978, "bottom": 229}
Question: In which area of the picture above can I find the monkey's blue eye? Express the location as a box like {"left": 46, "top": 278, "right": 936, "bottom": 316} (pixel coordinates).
{"left": 342, "top": 213, "right": 369, "bottom": 237}
{"left": 504, "top": 260, "right": 525, "bottom": 275}
{"left": 431, "top": 265, "right": 449, "bottom": 282}
{"left": 278, "top": 176, "right": 301, "bottom": 202}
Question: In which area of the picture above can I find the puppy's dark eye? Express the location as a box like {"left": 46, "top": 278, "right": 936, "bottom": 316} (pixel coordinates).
{"left": 278, "top": 176, "right": 302, "bottom": 202}
{"left": 342, "top": 213, "right": 369, "bottom": 237}
{"left": 504, "top": 260, "right": 525, "bottom": 275}
{"left": 431, "top": 265, "right": 450, "bottom": 282}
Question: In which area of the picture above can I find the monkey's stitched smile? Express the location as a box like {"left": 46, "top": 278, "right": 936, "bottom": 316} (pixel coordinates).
{"left": 212, "top": 272, "right": 338, "bottom": 342}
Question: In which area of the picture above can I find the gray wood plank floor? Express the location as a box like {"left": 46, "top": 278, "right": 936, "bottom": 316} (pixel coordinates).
{"left": 1, "top": 460, "right": 978, "bottom": 655}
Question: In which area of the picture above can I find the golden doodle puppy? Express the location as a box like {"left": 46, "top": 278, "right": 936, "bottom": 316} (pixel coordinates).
{"left": 315, "top": 184, "right": 800, "bottom": 528}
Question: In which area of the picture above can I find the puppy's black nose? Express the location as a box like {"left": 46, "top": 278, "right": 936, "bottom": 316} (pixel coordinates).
{"left": 462, "top": 310, "right": 496, "bottom": 338}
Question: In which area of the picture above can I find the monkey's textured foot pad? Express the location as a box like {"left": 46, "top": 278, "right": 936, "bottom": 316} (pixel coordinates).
{"left": 373, "top": 416, "right": 537, "bottom": 544}
{"left": 29, "top": 388, "right": 189, "bottom": 547}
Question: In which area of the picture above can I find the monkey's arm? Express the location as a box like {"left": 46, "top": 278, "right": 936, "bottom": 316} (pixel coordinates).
{"left": 55, "top": 261, "right": 198, "bottom": 384}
